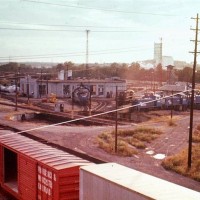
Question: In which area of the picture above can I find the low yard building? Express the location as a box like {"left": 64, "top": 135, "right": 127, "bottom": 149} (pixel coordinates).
{"left": 158, "top": 82, "right": 188, "bottom": 95}
{"left": 20, "top": 76, "right": 127, "bottom": 99}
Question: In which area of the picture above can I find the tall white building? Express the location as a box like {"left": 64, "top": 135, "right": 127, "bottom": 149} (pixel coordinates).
{"left": 154, "top": 40, "right": 174, "bottom": 67}
{"left": 154, "top": 41, "right": 162, "bottom": 65}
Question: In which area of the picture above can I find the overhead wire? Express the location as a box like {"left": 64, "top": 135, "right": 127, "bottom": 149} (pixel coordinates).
{"left": 22, "top": 0, "right": 177, "bottom": 16}
{"left": 0, "top": 20, "right": 151, "bottom": 30}
{"left": 0, "top": 47, "right": 151, "bottom": 61}
{"left": 0, "top": 26, "right": 148, "bottom": 33}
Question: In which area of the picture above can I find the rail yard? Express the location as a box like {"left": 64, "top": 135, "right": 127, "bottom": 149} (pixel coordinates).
{"left": 1, "top": 1, "right": 200, "bottom": 199}
{"left": 0, "top": 93, "right": 199, "bottom": 199}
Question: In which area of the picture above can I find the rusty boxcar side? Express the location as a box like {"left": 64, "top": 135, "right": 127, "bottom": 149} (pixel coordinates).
{"left": 0, "top": 134, "right": 91, "bottom": 200}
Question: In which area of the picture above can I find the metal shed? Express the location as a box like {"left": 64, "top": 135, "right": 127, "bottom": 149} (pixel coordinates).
{"left": 80, "top": 163, "right": 200, "bottom": 200}
{"left": 0, "top": 134, "right": 91, "bottom": 200}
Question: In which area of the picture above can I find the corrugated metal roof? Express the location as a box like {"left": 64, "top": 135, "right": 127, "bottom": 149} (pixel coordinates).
{"left": 0, "top": 134, "right": 91, "bottom": 170}
{"left": 159, "top": 84, "right": 186, "bottom": 92}
{"left": 39, "top": 79, "right": 126, "bottom": 84}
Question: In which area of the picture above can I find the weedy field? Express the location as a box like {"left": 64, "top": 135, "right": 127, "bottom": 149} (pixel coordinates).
{"left": 162, "top": 124, "right": 200, "bottom": 181}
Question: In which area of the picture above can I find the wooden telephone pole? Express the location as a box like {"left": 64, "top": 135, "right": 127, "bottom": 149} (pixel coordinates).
{"left": 188, "top": 13, "right": 199, "bottom": 168}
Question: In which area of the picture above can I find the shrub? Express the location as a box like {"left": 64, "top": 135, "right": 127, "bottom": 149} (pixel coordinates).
{"left": 97, "top": 127, "right": 162, "bottom": 156}
{"left": 167, "top": 118, "right": 177, "bottom": 126}
{"left": 117, "top": 140, "right": 137, "bottom": 156}
{"left": 162, "top": 146, "right": 200, "bottom": 181}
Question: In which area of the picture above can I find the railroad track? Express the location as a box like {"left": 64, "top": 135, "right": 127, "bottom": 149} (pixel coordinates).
{"left": 0, "top": 98, "right": 129, "bottom": 126}
{"left": 93, "top": 101, "right": 108, "bottom": 112}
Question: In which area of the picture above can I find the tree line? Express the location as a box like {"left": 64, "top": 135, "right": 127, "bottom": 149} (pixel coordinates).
{"left": 0, "top": 61, "right": 199, "bottom": 83}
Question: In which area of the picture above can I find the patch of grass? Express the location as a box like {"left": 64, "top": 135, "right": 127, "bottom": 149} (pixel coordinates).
{"left": 151, "top": 115, "right": 179, "bottom": 124}
{"left": 97, "top": 137, "right": 114, "bottom": 153}
{"left": 167, "top": 118, "right": 177, "bottom": 126}
{"left": 196, "top": 124, "right": 200, "bottom": 131}
{"left": 162, "top": 125, "right": 200, "bottom": 181}
{"left": 162, "top": 147, "right": 200, "bottom": 181}
{"left": 98, "top": 132, "right": 112, "bottom": 142}
{"left": 97, "top": 126, "right": 162, "bottom": 156}
{"left": 193, "top": 130, "right": 200, "bottom": 143}
{"left": 126, "top": 138, "right": 146, "bottom": 149}
{"left": 117, "top": 140, "right": 137, "bottom": 156}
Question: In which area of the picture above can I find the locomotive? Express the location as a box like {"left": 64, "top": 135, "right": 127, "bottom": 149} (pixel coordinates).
{"left": 131, "top": 92, "right": 197, "bottom": 111}
{"left": 73, "top": 84, "right": 91, "bottom": 106}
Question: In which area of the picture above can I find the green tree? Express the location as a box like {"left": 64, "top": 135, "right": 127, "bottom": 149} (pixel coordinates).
{"left": 177, "top": 67, "right": 192, "bottom": 82}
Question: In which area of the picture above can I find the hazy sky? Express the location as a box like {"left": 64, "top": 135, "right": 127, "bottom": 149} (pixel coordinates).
{"left": 0, "top": 0, "right": 200, "bottom": 64}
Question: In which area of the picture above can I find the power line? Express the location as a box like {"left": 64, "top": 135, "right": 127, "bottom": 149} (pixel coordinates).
{"left": 22, "top": 0, "right": 176, "bottom": 16}
{"left": 0, "top": 20, "right": 151, "bottom": 30}
{"left": 0, "top": 27, "right": 84, "bottom": 32}
{"left": 0, "top": 47, "right": 151, "bottom": 61}
{"left": 0, "top": 27, "right": 148, "bottom": 33}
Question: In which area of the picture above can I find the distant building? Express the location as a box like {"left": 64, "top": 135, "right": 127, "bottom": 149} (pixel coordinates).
{"left": 154, "top": 41, "right": 162, "bottom": 65}
{"left": 159, "top": 83, "right": 187, "bottom": 94}
{"left": 159, "top": 82, "right": 187, "bottom": 95}
{"left": 154, "top": 40, "right": 175, "bottom": 68}
{"left": 20, "top": 75, "right": 127, "bottom": 99}
{"left": 174, "top": 60, "right": 188, "bottom": 69}
{"left": 162, "top": 56, "right": 174, "bottom": 67}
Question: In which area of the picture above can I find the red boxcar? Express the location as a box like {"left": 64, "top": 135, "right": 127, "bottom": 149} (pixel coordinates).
{"left": 0, "top": 134, "right": 92, "bottom": 200}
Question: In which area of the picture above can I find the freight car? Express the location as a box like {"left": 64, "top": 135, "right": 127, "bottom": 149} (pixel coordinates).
{"left": 0, "top": 134, "right": 92, "bottom": 200}
{"left": 80, "top": 163, "right": 200, "bottom": 200}
{"left": 0, "top": 134, "right": 200, "bottom": 200}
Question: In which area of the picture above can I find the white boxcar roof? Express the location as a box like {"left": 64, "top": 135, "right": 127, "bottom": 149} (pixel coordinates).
{"left": 80, "top": 163, "right": 200, "bottom": 200}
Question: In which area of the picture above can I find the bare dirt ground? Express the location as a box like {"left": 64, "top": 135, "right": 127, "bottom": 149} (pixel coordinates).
{"left": 0, "top": 103, "right": 200, "bottom": 193}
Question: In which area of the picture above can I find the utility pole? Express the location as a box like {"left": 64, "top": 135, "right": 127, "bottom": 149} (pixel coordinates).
{"left": 15, "top": 72, "right": 18, "bottom": 111}
{"left": 115, "top": 86, "right": 118, "bottom": 153}
{"left": 40, "top": 68, "right": 43, "bottom": 98}
{"left": 171, "top": 90, "right": 173, "bottom": 119}
{"left": 27, "top": 75, "right": 30, "bottom": 105}
{"left": 188, "top": 13, "right": 200, "bottom": 168}
{"left": 86, "top": 30, "right": 90, "bottom": 78}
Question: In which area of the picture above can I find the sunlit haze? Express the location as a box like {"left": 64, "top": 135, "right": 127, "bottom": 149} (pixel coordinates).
{"left": 0, "top": 0, "right": 200, "bottom": 64}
